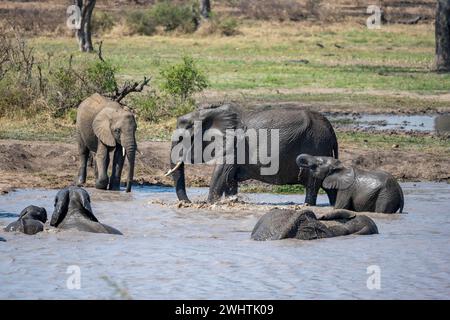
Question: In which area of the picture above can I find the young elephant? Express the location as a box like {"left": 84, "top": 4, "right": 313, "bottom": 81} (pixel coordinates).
{"left": 50, "top": 187, "right": 122, "bottom": 235}
{"left": 251, "top": 208, "right": 378, "bottom": 241}
{"left": 296, "top": 154, "right": 404, "bottom": 213}
{"left": 4, "top": 205, "right": 47, "bottom": 235}
{"left": 76, "top": 93, "right": 137, "bottom": 192}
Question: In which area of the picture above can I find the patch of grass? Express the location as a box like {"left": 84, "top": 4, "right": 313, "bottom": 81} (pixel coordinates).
{"left": 27, "top": 22, "right": 450, "bottom": 104}
{"left": 338, "top": 132, "right": 450, "bottom": 154}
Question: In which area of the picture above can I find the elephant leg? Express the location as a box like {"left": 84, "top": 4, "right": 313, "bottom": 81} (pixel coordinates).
{"left": 109, "top": 145, "right": 124, "bottom": 191}
{"left": 208, "top": 164, "right": 237, "bottom": 203}
{"left": 224, "top": 179, "right": 238, "bottom": 198}
{"left": 77, "top": 134, "right": 89, "bottom": 186}
{"left": 334, "top": 192, "right": 353, "bottom": 210}
{"left": 95, "top": 143, "right": 110, "bottom": 190}
{"left": 323, "top": 188, "right": 337, "bottom": 206}
{"left": 304, "top": 175, "right": 321, "bottom": 206}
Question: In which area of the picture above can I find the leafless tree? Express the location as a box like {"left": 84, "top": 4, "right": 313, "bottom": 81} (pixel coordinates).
{"left": 436, "top": 0, "right": 450, "bottom": 72}
{"left": 74, "top": 0, "right": 97, "bottom": 52}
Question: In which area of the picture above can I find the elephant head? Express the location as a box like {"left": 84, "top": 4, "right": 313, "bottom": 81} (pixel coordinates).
{"left": 93, "top": 107, "right": 137, "bottom": 192}
{"left": 296, "top": 154, "right": 355, "bottom": 190}
{"left": 19, "top": 205, "right": 47, "bottom": 224}
{"left": 50, "top": 187, "right": 98, "bottom": 227}
{"left": 166, "top": 104, "right": 242, "bottom": 202}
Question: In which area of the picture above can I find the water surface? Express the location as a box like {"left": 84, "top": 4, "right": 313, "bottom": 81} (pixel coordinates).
{"left": 0, "top": 183, "right": 449, "bottom": 299}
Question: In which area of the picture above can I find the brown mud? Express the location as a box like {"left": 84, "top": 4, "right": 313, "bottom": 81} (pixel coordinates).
{"left": 0, "top": 138, "right": 449, "bottom": 194}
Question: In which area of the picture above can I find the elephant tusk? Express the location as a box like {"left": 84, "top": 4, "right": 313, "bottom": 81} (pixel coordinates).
{"left": 122, "top": 147, "right": 126, "bottom": 157}
{"left": 165, "top": 161, "right": 182, "bottom": 177}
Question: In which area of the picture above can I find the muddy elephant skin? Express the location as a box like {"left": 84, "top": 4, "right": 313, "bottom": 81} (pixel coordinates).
{"left": 168, "top": 104, "right": 339, "bottom": 205}
{"left": 251, "top": 208, "right": 378, "bottom": 241}
{"left": 50, "top": 187, "right": 122, "bottom": 235}
{"left": 296, "top": 154, "right": 404, "bottom": 213}
{"left": 4, "top": 205, "right": 47, "bottom": 235}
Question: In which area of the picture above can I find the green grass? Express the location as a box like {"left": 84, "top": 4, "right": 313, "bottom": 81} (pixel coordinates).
{"left": 28, "top": 22, "right": 450, "bottom": 102}
{"left": 338, "top": 131, "right": 450, "bottom": 154}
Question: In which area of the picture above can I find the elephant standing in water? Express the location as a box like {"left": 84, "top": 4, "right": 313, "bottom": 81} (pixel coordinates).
{"left": 251, "top": 208, "right": 378, "bottom": 241}
{"left": 166, "top": 104, "right": 339, "bottom": 204}
{"left": 296, "top": 154, "right": 404, "bottom": 213}
{"left": 50, "top": 187, "right": 122, "bottom": 235}
{"left": 5, "top": 205, "right": 47, "bottom": 235}
{"left": 76, "top": 93, "right": 137, "bottom": 192}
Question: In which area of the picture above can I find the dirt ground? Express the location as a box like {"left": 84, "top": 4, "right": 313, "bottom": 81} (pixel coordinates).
{"left": 0, "top": 138, "right": 449, "bottom": 194}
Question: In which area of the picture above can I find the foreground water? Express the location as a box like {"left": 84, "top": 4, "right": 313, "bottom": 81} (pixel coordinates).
{"left": 0, "top": 183, "right": 449, "bottom": 299}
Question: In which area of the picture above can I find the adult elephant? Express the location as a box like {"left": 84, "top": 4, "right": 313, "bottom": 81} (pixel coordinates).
{"left": 251, "top": 208, "right": 378, "bottom": 241}
{"left": 166, "top": 104, "right": 339, "bottom": 204}
{"left": 296, "top": 154, "right": 404, "bottom": 213}
{"left": 76, "top": 93, "right": 137, "bottom": 192}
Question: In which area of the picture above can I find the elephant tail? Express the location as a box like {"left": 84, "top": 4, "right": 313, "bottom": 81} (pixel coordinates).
{"left": 333, "top": 140, "right": 339, "bottom": 159}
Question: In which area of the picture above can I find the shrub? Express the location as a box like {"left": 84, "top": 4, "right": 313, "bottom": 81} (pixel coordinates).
{"left": 217, "top": 17, "right": 240, "bottom": 36}
{"left": 126, "top": 11, "right": 157, "bottom": 36}
{"left": 92, "top": 11, "right": 116, "bottom": 35}
{"left": 160, "top": 56, "right": 208, "bottom": 101}
{"left": 150, "top": 1, "right": 200, "bottom": 33}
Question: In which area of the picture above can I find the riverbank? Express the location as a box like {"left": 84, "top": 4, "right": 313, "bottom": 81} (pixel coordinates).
{"left": 0, "top": 133, "right": 448, "bottom": 194}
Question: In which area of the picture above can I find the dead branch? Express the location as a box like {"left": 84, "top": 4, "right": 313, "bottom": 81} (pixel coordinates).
{"left": 113, "top": 77, "right": 152, "bottom": 103}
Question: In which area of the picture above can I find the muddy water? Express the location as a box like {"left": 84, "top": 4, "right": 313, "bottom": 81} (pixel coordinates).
{"left": 0, "top": 183, "right": 449, "bottom": 299}
{"left": 328, "top": 114, "right": 440, "bottom": 132}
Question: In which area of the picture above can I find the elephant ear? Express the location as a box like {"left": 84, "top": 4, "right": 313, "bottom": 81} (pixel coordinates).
{"left": 323, "top": 167, "right": 355, "bottom": 190}
{"left": 200, "top": 104, "right": 242, "bottom": 133}
{"left": 93, "top": 108, "right": 116, "bottom": 147}
{"left": 70, "top": 188, "right": 98, "bottom": 223}
{"left": 50, "top": 188, "right": 70, "bottom": 227}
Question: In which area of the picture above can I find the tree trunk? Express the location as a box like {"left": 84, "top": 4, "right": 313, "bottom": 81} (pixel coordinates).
{"left": 200, "top": 0, "right": 211, "bottom": 19}
{"left": 75, "top": 0, "right": 96, "bottom": 53}
{"left": 436, "top": 0, "right": 450, "bottom": 72}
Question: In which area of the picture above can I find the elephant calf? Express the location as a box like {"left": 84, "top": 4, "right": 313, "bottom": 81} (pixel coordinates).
{"left": 4, "top": 205, "right": 47, "bottom": 235}
{"left": 50, "top": 187, "right": 122, "bottom": 235}
{"left": 251, "top": 208, "right": 378, "bottom": 241}
{"left": 76, "top": 94, "right": 137, "bottom": 192}
{"left": 296, "top": 154, "right": 404, "bottom": 213}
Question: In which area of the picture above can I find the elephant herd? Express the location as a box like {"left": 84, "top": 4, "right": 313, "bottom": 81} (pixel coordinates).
{"left": 2, "top": 94, "right": 407, "bottom": 242}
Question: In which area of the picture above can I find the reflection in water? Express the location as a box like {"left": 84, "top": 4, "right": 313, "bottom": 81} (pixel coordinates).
{"left": 0, "top": 183, "right": 449, "bottom": 299}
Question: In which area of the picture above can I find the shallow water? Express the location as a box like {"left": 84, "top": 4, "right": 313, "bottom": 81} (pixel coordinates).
{"left": 0, "top": 183, "right": 449, "bottom": 299}
{"left": 328, "top": 114, "right": 439, "bottom": 132}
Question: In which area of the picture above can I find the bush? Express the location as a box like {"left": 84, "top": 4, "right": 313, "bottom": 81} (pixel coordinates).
{"left": 126, "top": 11, "right": 157, "bottom": 36}
{"left": 217, "top": 17, "right": 240, "bottom": 36}
{"left": 92, "top": 11, "right": 116, "bottom": 35}
{"left": 160, "top": 56, "right": 208, "bottom": 101}
{"left": 150, "top": 1, "right": 200, "bottom": 33}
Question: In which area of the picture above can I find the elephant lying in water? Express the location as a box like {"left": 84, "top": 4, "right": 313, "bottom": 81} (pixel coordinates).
{"left": 296, "top": 154, "right": 404, "bottom": 213}
{"left": 50, "top": 187, "right": 122, "bottom": 235}
{"left": 4, "top": 206, "right": 47, "bottom": 235}
{"left": 251, "top": 208, "right": 378, "bottom": 241}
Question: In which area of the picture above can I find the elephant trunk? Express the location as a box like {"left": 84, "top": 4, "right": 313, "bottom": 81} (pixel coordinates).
{"left": 168, "top": 141, "right": 191, "bottom": 202}
{"left": 124, "top": 143, "right": 136, "bottom": 193}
